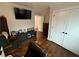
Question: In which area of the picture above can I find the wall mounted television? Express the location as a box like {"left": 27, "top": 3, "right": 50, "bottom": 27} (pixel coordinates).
{"left": 14, "top": 7, "right": 32, "bottom": 19}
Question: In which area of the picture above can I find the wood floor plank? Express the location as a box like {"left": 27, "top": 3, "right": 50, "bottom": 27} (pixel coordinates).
{"left": 4, "top": 32, "right": 79, "bottom": 57}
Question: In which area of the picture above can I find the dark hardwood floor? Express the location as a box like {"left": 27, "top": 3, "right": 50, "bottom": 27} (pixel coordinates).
{"left": 4, "top": 32, "right": 79, "bottom": 57}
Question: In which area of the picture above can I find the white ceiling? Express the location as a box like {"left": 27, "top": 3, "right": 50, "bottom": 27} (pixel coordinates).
{"left": 13, "top": 2, "right": 79, "bottom": 13}
{"left": 14, "top": 2, "right": 79, "bottom": 9}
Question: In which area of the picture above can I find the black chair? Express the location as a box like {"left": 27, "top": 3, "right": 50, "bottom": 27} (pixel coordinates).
{"left": 24, "top": 42, "right": 46, "bottom": 57}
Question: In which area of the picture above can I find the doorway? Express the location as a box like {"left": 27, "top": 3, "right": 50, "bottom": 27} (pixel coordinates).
{"left": 34, "top": 15, "right": 49, "bottom": 38}
{"left": 34, "top": 15, "right": 44, "bottom": 32}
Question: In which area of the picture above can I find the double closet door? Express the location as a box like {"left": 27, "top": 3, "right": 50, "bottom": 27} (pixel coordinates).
{"left": 50, "top": 11, "right": 69, "bottom": 46}
{"left": 50, "top": 9, "right": 79, "bottom": 55}
{"left": 63, "top": 9, "right": 79, "bottom": 55}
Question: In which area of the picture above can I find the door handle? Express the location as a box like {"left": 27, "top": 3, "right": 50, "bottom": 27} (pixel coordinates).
{"left": 62, "top": 32, "right": 68, "bottom": 34}
{"left": 62, "top": 32, "right": 65, "bottom": 34}
{"left": 65, "top": 32, "right": 68, "bottom": 34}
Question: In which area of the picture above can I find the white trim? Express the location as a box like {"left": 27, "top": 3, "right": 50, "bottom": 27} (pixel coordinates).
{"left": 48, "top": 7, "right": 54, "bottom": 40}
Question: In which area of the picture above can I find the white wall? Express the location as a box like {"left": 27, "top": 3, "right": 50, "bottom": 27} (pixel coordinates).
{"left": 0, "top": 3, "right": 34, "bottom": 32}
{"left": 44, "top": 7, "right": 50, "bottom": 23}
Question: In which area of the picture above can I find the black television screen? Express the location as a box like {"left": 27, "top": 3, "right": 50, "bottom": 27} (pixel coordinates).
{"left": 14, "top": 7, "right": 32, "bottom": 19}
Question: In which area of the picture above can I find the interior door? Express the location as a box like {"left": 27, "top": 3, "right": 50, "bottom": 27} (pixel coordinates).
{"left": 50, "top": 11, "right": 67, "bottom": 46}
{"left": 63, "top": 9, "right": 79, "bottom": 55}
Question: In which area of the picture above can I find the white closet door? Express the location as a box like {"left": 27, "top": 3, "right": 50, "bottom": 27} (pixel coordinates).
{"left": 63, "top": 9, "right": 79, "bottom": 55}
{"left": 50, "top": 11, "right": 67, "bottom": 46}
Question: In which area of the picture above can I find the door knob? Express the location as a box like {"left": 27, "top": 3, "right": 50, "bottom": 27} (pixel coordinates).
{"left": 65, "top": 32, "right": 67, "bottom": 34}
{"left": 62, "top": 32, "right": 65, "bottom": 34}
